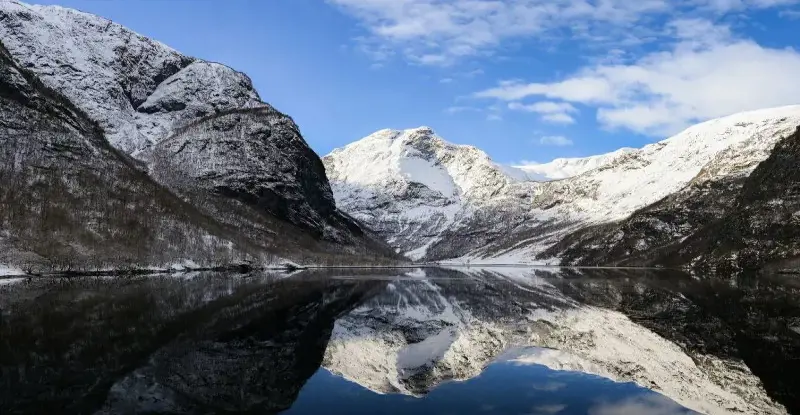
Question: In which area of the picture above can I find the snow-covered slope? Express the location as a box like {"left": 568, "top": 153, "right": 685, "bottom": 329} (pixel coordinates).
{"left": 0, "top": 1, "right": 263, "bottom": 157}
{"left": 511, "top": 147, "right": 636, "bottom": 181}
{"left": 325, "top": 106, "right": 800, "bottom": 263}
{"left": 324, "top": 127, "right": 518, "bottom": 259}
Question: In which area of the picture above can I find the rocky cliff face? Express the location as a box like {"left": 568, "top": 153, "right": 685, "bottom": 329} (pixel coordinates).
{"left": 325, "top": 106, "right": 800, "bottom": 269}
{"left": 0, "top": 1, "right": 395, "bottom": 268}
{"left": 0, "top": 40, "right": 253, "bottom": 270}
{"left": 151, "top": 107, "right": 360, "bottom": 240}
{"left": 323, "top": 127, "right": 522, "bottom": 259}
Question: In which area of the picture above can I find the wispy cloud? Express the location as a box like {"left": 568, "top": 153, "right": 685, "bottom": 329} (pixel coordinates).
{"left": 509, "top": 101, "right": 578, "bottom": 124}
{"left": 538, "top": 135, "right": 573, "bottom": 146}
{"left": 476, "top": 19, "right": 800, "bottom": 135}
{"left": 589, "top": 395, "right": 692, "bottom": 415}
{"left": 444, "top": 106, "right": 481, "bottom": 114}
{"left": 328, "top": 0, "right": 799, "bottom": 65}
{"left": 779, "top": 9, "right": 800, "bottom": 18}
{"left": 531, "top": 403, "right": 567, "bottom": 414}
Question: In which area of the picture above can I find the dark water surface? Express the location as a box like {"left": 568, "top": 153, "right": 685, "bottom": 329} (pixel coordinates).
{"left": 0, "top": 267, "right": 798, "bottom": 414}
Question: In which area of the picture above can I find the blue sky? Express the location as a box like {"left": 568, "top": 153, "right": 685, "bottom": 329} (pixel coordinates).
{"left": 33, "top": 0, "right": 800, "bottom": 165}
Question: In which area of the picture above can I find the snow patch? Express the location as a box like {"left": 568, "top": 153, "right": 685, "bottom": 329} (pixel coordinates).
{"left": 0, "top": 264, "right": 25, "bottom": 276}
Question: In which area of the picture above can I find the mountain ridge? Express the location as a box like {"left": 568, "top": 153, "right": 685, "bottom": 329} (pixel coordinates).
{"left": 0, "top": 0, "right": 398, "bottom": 271}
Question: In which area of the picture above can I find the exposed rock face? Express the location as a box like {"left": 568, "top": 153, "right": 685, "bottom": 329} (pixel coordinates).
{"left": 665, "top": 127, "right": 800, "bottom": 272}
{"left": 0, "top": 40, "right": 250, "bottom": 270}
{"left": 325, "top": 107, "right": 800, "bottom": 268}
{"left": 323, "top": 127, "right": 521, "bottom": 258}
{"left": 539, "top": 176, "right": 749, "bottom": 266}
{"left": 152, "top": 107, "right": 356, "bottom": 239}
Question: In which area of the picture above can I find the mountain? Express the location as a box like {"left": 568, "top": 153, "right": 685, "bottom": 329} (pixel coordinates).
{"left": 0, "top": 39, "right": 256, "bottom": 270}
{"left": 324, "top": 127, "right": 521, "bottom": 259}
{"left": 0, "top": 1, "right": 396, "bottom": 271}
{"left": 324, "top": 106, "right": 800, "bottom": 270}
{"left": 545, "top": 125, "right": 800, "bottom": 272}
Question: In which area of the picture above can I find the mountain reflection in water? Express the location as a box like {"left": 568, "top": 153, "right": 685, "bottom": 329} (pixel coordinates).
{"left": 0, "top": 267, "right": 797, "bottom": 415}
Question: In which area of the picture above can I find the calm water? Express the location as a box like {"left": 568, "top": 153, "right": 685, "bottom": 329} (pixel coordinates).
{"left": 0, "top": 267, "right": 798, "bottom": 414}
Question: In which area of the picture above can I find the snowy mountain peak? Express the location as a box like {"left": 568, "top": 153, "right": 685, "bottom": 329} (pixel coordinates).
{"left": 325, "top": 126, "right": 513, "bottom": 202}
{"left": 324, "top": 126, "right": 520, "bottom": 259}
{"left": 403, "top": 126, "right": 435, "bottom": 135}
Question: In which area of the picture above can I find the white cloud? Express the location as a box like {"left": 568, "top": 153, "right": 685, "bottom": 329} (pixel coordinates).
{"left": 476, "top": 21, "right": 800, "bottom": 135}
{"left": 541, "top": 113, "right": 577, "bottom": 124}
{"left": 439, "top": 77, "right": 454, "bottom": 84}
{"left": 538, "top": 135, "right": 573, "bottom": 146}
{"left": 509, "top": 101, "right": 577, "bottom": 113}
{"left": 589, "top": 395, "right": 690, "bottom": 415}
{"left": 509, "top": 101, "right": 578, "bottom": 124}
{"left": 487, "top": 113, "right": 503, "bottom": 121}
{"left": 532, "top": 403, "right": 567, "bottom": 414}
{"left": 328, "top": 0, "right": 799, "bottom": 65}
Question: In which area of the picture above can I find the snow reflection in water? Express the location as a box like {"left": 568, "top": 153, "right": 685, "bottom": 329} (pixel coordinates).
{"left": 0, "top": 267, "right": 796, "bottom": 415}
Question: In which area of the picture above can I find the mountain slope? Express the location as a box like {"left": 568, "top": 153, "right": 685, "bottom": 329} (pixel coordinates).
{"left": 0, "top": 40, "right": 254, "bottom": 270}
{"left": 540, "top": 126, "right": 800, "bottom": 272}
{"left": 511, "top": 147, "right": 636, "bottom": 181}
{"left": 0, "top": 1, "right": 397, "bottom": 268}
{"left": 0, "top": 1, "right": 261, "bottom": 157}
{"left": 325, "top": 106, "right": 800, "bottom": 265}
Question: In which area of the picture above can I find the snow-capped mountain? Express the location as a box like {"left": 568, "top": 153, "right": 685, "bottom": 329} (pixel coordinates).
{"left": 324, "top": 106, "right": 800, "bottom": 267}
{"left": 0, "top": 1, "right": 396, "bottom": 270}
{"left": 324, "top": 127, "right": 519, "bottom": 259}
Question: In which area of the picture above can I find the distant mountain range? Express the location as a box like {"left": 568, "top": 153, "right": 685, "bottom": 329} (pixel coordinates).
{"left": 325, "top": 108, "right": 800, "bottom": 272}
{"left": 1, "top": 0, "right": 799, "bottom": 273}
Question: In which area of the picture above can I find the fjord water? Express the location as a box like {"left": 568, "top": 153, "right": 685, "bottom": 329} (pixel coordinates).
{"left": 0, "top": 268, "right": 797, "bottom": 414}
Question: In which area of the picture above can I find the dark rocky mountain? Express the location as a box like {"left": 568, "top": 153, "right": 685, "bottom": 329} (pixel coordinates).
{"left": 151, "top": 107, "right": 362, "bottom": 241}
{"left": 0, "top": 1, "right": 397, "bottom": 270}
{"left": 0, "top": 40, "right": 257, "bottom": 271}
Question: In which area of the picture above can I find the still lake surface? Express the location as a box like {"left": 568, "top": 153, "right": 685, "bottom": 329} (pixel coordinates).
{"left": 0, "top": 267, "right": 798, "bottom": 414}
